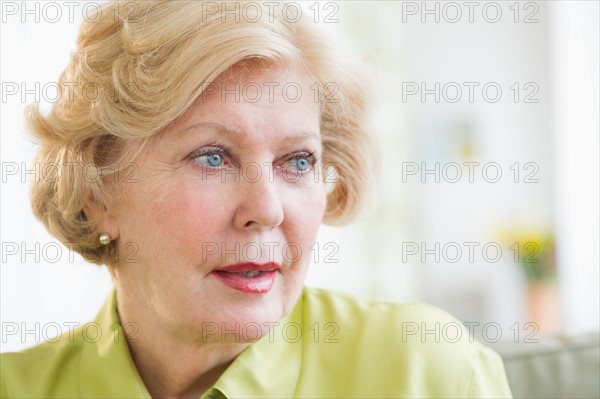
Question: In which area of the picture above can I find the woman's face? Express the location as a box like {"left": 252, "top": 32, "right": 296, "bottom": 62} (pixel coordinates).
{"left": 108, "top": 66, "right": 326, "bottom": 343}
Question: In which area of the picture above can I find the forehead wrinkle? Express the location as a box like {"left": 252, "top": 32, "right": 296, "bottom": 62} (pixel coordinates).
{"left": 177, "top": 122, "right": 320, "bottom": 144}
{"left": 177, "top": 122, "right": 243, "bottom": 137}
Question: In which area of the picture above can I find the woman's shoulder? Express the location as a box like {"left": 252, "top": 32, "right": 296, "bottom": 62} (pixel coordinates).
{"left": 0, "top": 290, "right": 148, "bottom": 399}
{"left": 294, "top": 286, "right": 513, "bottom": 398}
{"left": 1, "top": 328, "right": 86, "bottom": 398}
{"left": 302, "top": 285, "right": 472, "bottom": 331}
{"left": 300, "top": 285, "right": 501, "bottom": 360}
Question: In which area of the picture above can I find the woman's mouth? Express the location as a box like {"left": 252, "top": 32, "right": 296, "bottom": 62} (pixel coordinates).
{"left": 211, "top": 262, "right": 280, "bottom": 294}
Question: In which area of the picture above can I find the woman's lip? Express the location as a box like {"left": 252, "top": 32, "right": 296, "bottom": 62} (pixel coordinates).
{"left": 212, "top": 270, "right": 277, "bottom": 294}
{"left": 212, "top": 262, "right": 281, "bottom": 273}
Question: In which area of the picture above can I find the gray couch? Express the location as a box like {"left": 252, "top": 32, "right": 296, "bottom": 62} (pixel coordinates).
{"left": 491, "top": 332, "right": 600, "bottom": 398}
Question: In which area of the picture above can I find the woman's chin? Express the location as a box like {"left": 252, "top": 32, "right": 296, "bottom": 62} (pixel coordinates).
{"left": 188, "top": 308, "right": 286, "bottom": 345}
{"left": 181, "top": 283, "right": 297, "bottom": 345}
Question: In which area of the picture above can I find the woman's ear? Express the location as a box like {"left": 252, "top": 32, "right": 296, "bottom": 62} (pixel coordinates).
{"left": 83, "top": 201, "right": 120, "bottom": 242}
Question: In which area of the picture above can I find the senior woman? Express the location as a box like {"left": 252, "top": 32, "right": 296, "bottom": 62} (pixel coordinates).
{"left": 1, "top": 1, "right": 512, "bottom": 398}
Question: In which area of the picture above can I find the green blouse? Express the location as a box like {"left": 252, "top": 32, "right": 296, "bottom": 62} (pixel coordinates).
{"left": 1, "top": 287, "right": 512, "bottom": 398}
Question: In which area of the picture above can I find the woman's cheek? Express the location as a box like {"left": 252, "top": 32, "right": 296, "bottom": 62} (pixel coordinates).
{"left": 286, "top": 187, "right": 326, "bottom": 245}
{"left": 145, "top": 183, "right": 228, "bottom": 239}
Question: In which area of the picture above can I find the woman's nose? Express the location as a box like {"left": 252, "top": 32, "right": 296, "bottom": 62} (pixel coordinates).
{"left": 233, "top": 165, "right": 284, "bottom": 230}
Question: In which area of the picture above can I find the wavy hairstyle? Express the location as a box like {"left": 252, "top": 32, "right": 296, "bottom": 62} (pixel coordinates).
{"left": 27, "top": 0, "right": 377, "bottom": 265}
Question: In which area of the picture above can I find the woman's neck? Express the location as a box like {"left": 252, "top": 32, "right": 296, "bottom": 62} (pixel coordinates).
{"left": 115, "top": 286, "right": 249, "bottom": 398}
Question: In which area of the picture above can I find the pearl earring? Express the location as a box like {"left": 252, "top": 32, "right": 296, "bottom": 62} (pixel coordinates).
{"left": 99, "top": 233, "right": 111, "bottom": 245}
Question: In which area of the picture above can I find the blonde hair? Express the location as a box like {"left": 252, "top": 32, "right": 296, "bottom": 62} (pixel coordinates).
{"left": 28, "top": 0, "right": 377, "bottom": 265}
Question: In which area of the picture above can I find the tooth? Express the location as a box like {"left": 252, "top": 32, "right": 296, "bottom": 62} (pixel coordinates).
{"left": 241, "top": 271, "right": 260, "bottom": 278}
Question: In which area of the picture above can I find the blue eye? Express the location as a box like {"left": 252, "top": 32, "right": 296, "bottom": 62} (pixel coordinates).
{"left": 194, "top": 153, "right": 224, "bottom": 168}
{"left": 285, "top": 153, "right": 315, "bottom": 174}
{"left": 294, "top": 157, "right": 310, "bottom": 172}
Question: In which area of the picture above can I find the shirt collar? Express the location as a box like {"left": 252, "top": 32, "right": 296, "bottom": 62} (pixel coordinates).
{"left": 79, "top": 288, "right": 152, "bottom": 398}
{"left": 78, "top": 288, "right": 305, "bottom": 399}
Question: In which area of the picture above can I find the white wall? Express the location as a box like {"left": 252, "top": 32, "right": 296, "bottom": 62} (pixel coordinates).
{"left": 549, "top": 0, "right": 600, "bottom": 333}
{"left": 1, "top": 1, "right": 115, "bottom": 352}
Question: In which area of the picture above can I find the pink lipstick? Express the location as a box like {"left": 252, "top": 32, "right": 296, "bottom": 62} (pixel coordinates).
{"left": 212, "top": 262, "right": 280, "bottom": 294}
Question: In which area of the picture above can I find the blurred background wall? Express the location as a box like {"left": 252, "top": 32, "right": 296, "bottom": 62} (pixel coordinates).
{"left": 1, "top": 0, "right": 598, "bottom": 351}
